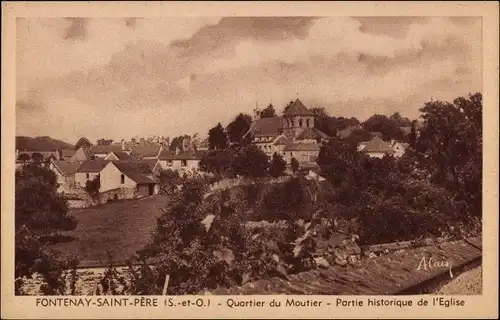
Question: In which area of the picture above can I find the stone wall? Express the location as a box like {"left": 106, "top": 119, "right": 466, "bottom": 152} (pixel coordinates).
{"left": 99, "top": 187, "right": 137, "bottom": 203}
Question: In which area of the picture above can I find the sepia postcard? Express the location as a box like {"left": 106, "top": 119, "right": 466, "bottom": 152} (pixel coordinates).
{"left": 1, "top": 1, "right": 499, "bottom": 319}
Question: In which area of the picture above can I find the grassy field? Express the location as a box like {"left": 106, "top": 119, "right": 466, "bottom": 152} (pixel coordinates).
{"left": 49, "top": 196, "right": 169, "bottom": 266}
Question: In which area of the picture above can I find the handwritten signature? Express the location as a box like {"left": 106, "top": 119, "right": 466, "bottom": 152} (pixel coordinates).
{"left": 416, "top": 256, "right": 454, "bottom": 278}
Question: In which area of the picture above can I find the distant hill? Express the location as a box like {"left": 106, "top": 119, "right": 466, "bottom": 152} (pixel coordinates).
{"left": 16, "top": 136, "right": 74, "bottom": 151}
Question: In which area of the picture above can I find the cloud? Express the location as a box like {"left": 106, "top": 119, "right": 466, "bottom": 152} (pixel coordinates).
{"left": 15, "top": 17, "right": 482, "bottom": 143}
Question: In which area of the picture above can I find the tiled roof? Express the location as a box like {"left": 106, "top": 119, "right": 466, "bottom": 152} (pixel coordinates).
{"left": 158, "top": 149, "right": 206, "bottom": 160}
{"left": 295, "top": 127, "right": 330, "bottom": 141}
{"left": 109, "top": 151, "right": 131, "bottom": 160}
{"left": 135, "top": 159, "right": 158, "bottom": 171}
{"left": 247, "top": 117, "right": 283, "bottom": 137}
{"left": 130, "top": 143, "right": 161, "bottom": 158}
{"left": 111, "top": 161, "right": 156, "bottom": 184}
{"left": 361, "top": 136, "right": 396, "bottom": 154}
{"left": 76, "top": 160, "right": 110, "bottom": 173}
{"left": 283, "top": 142, "right": 321, "bottom": 152}
{"left": 283, "top": 99, "right": 314, "bottom": 116}
{"left": 52, "top": 160, "right": 81, "bottom": 175}
{"left": 273, "top": 135, "right": 290, "bottom": 145}
{"left": 91, "top": 145, "right": 120, "bottom": 154}
{"left": 60, "top": 149, "right": 76, "bottom": 158}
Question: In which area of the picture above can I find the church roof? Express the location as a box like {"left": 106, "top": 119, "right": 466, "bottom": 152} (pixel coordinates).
{"left": 295, "top": 127, "right": 330, "bottom": 141}
{"left": 283, "top": 99, "right": 314, "bottom": 117}
{"left": 247, "top": 117, "right": 283, "bottom": 138}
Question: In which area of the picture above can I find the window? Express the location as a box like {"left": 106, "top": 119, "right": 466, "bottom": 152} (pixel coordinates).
{"left": 86, "top": 173, "right": 89, "bottom": 180}
{"left": 306, "top": 119, "right": 310, "bottom": 127}
{"left": 120, "top": 174, "right": 125, "bottom": 184}
{"left": 166, "top": 160, "right": 173, "bottom": 166}
{"left": 181, "top": 160, "right": 188, "bottom": 167}
{"left": 299, "top": 119, "right": 303, "bottom": 127}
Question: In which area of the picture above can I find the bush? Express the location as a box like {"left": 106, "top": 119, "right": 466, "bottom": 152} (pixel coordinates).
{"left": 269, "top": 153, "right": 286, "bottom": 177}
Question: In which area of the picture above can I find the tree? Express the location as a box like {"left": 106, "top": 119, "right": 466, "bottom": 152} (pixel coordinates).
{"left": 363, "top": 114, "right": 405, "bottom": 141}
{"left": 231, "top": 145, "right": 269, "bottom": 178}
{"left": 290, "top": 157, "right": 299, "bottom": 173}
{"left": 208, "top": 123, "right": 228, "bottom": 150}
{"left": 269, "top": 152, "right": 286, "bottom": 177}
{"left": 31, "top": 152, "right": 44, "bottom": 163}
{"left": 200, "top": 150, "right": 235, "bottom": 176}
{"left": 85, "top": 175, "right": 100, "bottom": 198}
{"left": 283, "top": 100, "right": 294, "bottom": 114}
{"left": 15, "top": 164, "right": 78, "bottom": 294}
{"left": 158, "top": 169, "right": 182, "bottom": 195}
{"left": 259, "top": 104, "right": 276, "bottom": 118}
{"left": 96, "top": 139, "right": 113, "bottom": 145}
{"left": 169, "top": 135, "right": 190, "bottom": 151}
{"left": 389, "top": 112, "right": 412, "bottom": 127}
{"left": 17, "top": 153, "right": 31, "bottom": 162}
{"left": 415, "top": 93, "right": 482, "bottom": 216}
{"left": 74, "top": 137, "right": 92, "bottom": 150}
{"left": 226, "top": 113, "right": 252, "bottom": 144}
{"left": 409, "top": 120, "right": 418, "bottom": 149}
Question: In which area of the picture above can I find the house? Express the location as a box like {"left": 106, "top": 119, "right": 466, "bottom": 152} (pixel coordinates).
{"left": 358, "top": 136, "right": 396, "bottom": 158}
{"left": 104, "top": 151, "right": 131, "bottom": 161}
{"left": 48, "top": 160, "right": 81, "bottom": 192}
{"left": 245, "top": 98, "right": 330, "bottom": 167}
{"left": 196, "top": 138, "right": 209, "bottom": 151}
{"left": 157, "top": 148, "right": 205, "bottom": 173}
{"left": 90, "top": 145, "right": 119, "bottom": 159}
{"left": 74, "top": 160, "right": 110, "bottom": 187}
{"left": 99, "top": 161, "right": 157, "bottom": 197}
{"left": 390, "top": 140, "right": 410, "bottom": 158}
{"left": 106, "top": 140, "right": 164, "bottom": 159}
{"left": 58, "top": 149, "right": 76, "bottom": 161}
{"left": 70, "top": 147, "right": 95, "bottom": 162}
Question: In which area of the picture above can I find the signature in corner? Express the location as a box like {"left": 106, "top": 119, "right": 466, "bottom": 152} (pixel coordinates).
{"left": 416, "top": 256, "right": 454, "bottom": 278}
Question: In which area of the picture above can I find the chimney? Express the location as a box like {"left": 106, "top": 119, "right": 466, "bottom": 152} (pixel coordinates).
{"left": 121, "top": 139, "right": 125, "bottom": 151}
{"left": 175, "top": 147, "right": 180, "bottom": 155}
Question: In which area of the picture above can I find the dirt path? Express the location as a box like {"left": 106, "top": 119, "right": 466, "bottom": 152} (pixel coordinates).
{"left": 434, "top": 266, "right": 482, "bottom": 295}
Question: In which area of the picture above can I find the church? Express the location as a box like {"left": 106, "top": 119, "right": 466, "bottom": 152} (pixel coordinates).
{"left": 245, "top": 98, "right": 330, "bottom": 168}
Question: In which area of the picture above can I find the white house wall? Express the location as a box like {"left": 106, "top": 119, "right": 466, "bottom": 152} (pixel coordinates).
{"left": 158, "top": 159, "right": 201, "bottom": 172}
{"left": 99, "top": 162, "right": 137, "bottom": 192}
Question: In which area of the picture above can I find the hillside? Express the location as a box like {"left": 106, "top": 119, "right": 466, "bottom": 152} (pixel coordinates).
{"left": 16, "top": 136, "right": 74, "bottom": 151}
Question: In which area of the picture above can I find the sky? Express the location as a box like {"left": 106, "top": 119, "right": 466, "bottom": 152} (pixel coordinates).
{"left": 16, "top": 16, "right": 482, "bottom": 144}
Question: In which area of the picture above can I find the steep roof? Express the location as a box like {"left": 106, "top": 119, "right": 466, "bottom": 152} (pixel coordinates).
{"left": 283, "top": 142, "right": 321, "bottom": 152}
{"left": 130, "top": 143, "right": 161, "bottom": 158}
{"left": 108, "top": 151, "right": 131, "bottom": 160}
{"left": 135, "top": 159, "right": 159, "bottom": 171}
{"left": 361, "top": 136, "right": 396, "bottom": 154}
{"left": 273, "top": 135, "right": 290, "bottom": 145}
{"left": 76, "top": 160, "right": 110, "bottom": 173}
{"left": 60, "top": 149, "right": 76, "bottom": 158}
{"left": 52, "top": 160, "right": 81, "bottom": 175}
{"left": 283, "top": 99, "right": 314, "bottom": 116}
{"left": 295, "top": 127, "right": 330, "bottom": 141}
{"left": 91, "top": 145, "right": 120, "bottom": 154}
{"left": 247, "top": 117, "right": 283, "bottom": 137}
{"left": 111, "top": 161, "right": 156, "bottom": 184}
{"left": 70, "top": 147, "right": 95, "bottom": 162}
{"left": 158, "top": 149, "right": 206, "bottom": 161}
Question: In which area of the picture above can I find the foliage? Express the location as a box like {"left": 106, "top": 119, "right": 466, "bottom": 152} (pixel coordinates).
{"left": 208, "top": 123, "right": 228, "bottom": 150}
{"left": 199, "top": 150, "right": 235, "bottom": 177}
{"left": 310, "top": 107, "right": 361, "bottom": 138}
{"left": 74, "top": 137, "right": 92, "bottom": 150}
{"left": 259, "top": 104, "right": 277, "bottom": 118}
{"left": 15, "top": 163, "right": 78, "bottom": 295}
{"left": 226, "top": 113, "right": 252, "bottom": 144}
{"left": 96, "top": 138, "right": 113, "bottom": 145}
{"left": 269, "top": 152, "right": 287, "bottom": 177}
{"left": 169, "top": 135, "right": 190, "bottom": 151}
{"left": 158, "top": 169, "right": 183, "bottom": 195}
{"left": 17, "top": 153, "right": 31, "bottom": 162}
{"left": 231, "top": 145, "right": 269, "bottom": 178}
{"left": 415, "top": 93, "right": 482, "bottom": 217}
{"left": 85, "top": 175, "right": 101, "bottom": 198}
{"left": 362, "top": 114, "right": 406, "bottom": 141}
{"left": 31, "top": 152, "right": 44, "bottom": 163}
{"left": 290, "top": 157, "right": 299, "bottom": 173}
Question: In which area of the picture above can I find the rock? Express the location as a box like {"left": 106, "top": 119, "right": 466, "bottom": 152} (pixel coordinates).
{"left": 314, "top": 257, "right": 330, "bottom": 268}
{"left": 334, "top": 257, "right": 347, "bottom": 266}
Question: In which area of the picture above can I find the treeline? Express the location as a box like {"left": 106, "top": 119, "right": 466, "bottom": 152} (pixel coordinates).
{"left": 16, "top": 136, "right": 74, "bottom": 151}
